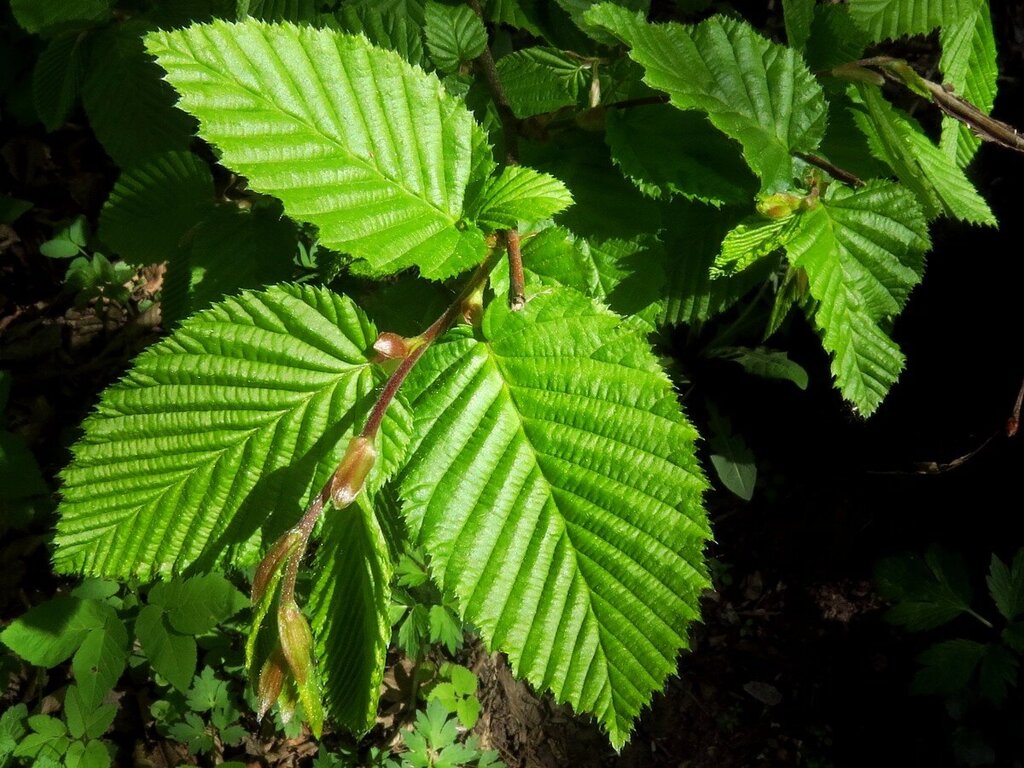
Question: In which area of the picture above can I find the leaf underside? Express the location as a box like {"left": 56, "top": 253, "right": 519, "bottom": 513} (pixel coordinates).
{"left": 400, "top": 288, "right": 710, "bottom": 748}
{"left": 54, "top": 286, "right": 411, "bottom": 579}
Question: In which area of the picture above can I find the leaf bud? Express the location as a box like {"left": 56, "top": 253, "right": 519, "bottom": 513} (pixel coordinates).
{"left": 252, "top": 530, "right": 302, "bottom": 604}
{"left": 756, "top": 192, "right": 803, "bottom": 219}
{"left": 329, "top": 435, "right": 377, "bottom": 509}
{"left": 278, "top": 600, "right": 315, "bottom": 687}
{"left": 372, "top": 332, "right": 411, "bottom": 362}
{"left": 256, "top": 644, "right": 287, "bottom": 720}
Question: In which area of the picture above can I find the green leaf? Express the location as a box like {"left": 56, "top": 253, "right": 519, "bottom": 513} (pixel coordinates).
{"left": 65, "top": 739, "right": 111, "bottom": 768}
{"left": 334, "top": 6, "right": 428, "bottom": 67}
{"left": 64, "top": 686, "right": 117, "bottom": 740}
{"left": 557, "top": 0, "right": 649, "bottom": 45}
{"left": 428, "top": 605, "right": 462, "bottom": 653}
{"left": 10, "top": 0, "right": 109, "bottom": 36}
{"left": 162, "top": 204, "right": 298, "bottom": 324}
{"left": 424, "top": 1, "right": 487, "bottom": 72}
{"left": 605, "top": 105, "right": 756, "bottom": 206}
{"left": 146, "top": 20, "right": 496, "bottom": 280}
{"left": 54, "top": 286, "right": 411, "bottom": 579}
{"left": 987, "top": 549, "right": 1024, "bottom": 622}
{"left": 876, "top": 546, "right": 973, "bottom": 631}
{"left": 912, "top": 639, "right": 985, "bottom": 696}
{"left": 495, "top": 48, "right": 587, "bottom": 118}
{"left": 307, "top": 495, "right": 394, "bottom": 735}
{"left": 491, "top": 228, "right": 666, "bottom": 331}
{"left": 469, "top": 166, "right": 573, "bottom": 229}
{"left": 782, "top": 182, "right": 929, "bottom": 416}
{"left": 586, "top": 6, "right": 827, "bottom": 190}
{"left": 400, "top": 288, "right": 709, "bottom": 749}
{"left": 804, "top": 4, "right": 869, "bottom": 71}
{"left": 851, "top": 84, "right": 996, "bottom": 225}
{"left": 72, "top": 619, "right": 128, "bottom": 709}
{"left": 0, "top": 197, "right": 32, "bottom": 225}
{"left": 714, "top": 347, "right": 809, "bottom": 390}
{"left": 938, "top": 0, "right": 996, "bottom": 167}
{"left": 33, "top": 31, "right": 90, "bottom": 132}
{"left": 149, "top": 574, "right": 248, "bottom": 635}
{"left": 135, "top": 604, "right": 196, "bottom": 692}
{"left": 239, "top": 0, "right": 323, "bottom": 22}
{"left": 782, "top": 0, "right": 815, "bottom": 51}
{"left": 83, "top": 23, "right": 198, "bottom": 167}
{"left": 186, "top": 666, "right": 229, "bottom": 712}
{"left": 706, "top": 405, "right": 756, "bottom": 501}
{"left": 0, "top": 430, "right": 49, "bottom": 501}
{"left": 714, "top": 213, "right": 802, "bottom": 278}
{"left": 658, "top": 202, "right": 773, "bottom": 328}
{"left": 98, "top": 151, "right": 215, "bottom": 265}
{"left": 0, "top": 597, "right": 110, "bottom": 667}
{"left": 848, "top": 0, "right": 981, "bottom": 42}
{"left": 978, "top": 643, "right": 1018, "bottom": 705}
{"left": 522, "top": 131, "right": 662, "bottom": 240}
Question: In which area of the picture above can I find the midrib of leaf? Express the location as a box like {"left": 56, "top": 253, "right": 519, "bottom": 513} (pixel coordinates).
{"left": 176, "top": 37, "right": 456, "bottom": 225}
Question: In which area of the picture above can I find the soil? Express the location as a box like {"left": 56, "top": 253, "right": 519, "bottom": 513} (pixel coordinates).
{"left": 3, "top": 4, "right": 1024, "bottom": 767}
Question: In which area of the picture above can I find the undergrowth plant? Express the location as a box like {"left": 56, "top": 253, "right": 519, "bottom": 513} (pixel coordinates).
{"left": 2, "top": 0, "right": 1017, "bottom": 752}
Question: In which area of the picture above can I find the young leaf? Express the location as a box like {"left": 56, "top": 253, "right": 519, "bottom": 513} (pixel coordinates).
{"left": 72, "top": 619, "right": 128, "bottom": 709}
{"left": 605, "top": 105, "right": 756, "bottom": 206}
{"left": 98, "top": 151, "right": 215, "bottom": 265}
{"left": 783, "top": 182, "right": 929, "bottom": 416}
{"left": 135, "top": 605, "right": 196, "bottom": 692}
{"left": 714, "top": 213, "right": 802, "bottom": 277}
{"left": 0, "top": 597, "right": 111, "bottom": 667}
{"left": 491, "top": 228, "right": 666, "bottom": 330}
{"left": 424, "top": 1, "right": 487, "bottom": 72}
{"left": 782, "top": 0, "right": 815, "bottom": 52}
{"left": 468, "top": 166, "right": 573, "bottom": 229}
{"left": 803, "top": 4, "right": 870, "bottom": 71}
{"left": 162, "top": 204, "right": 297, "bottom": 323}
{"left": 939, "top": 0, "right": 997, "bottom": 167}
{"left": 495, "top": 48, "right": 587, "bottom": 118}
{"left": 400, "top": 288, "right": 709, "bottom": 749}
{"left": 83, "top": 22, "right": 197, "bottom": 167}
{"left": 978, "top": 643, "right": 1018, "bottom": 705}
{"left": 334, "top": 6, "right": 429, "bottom": 67}
{"left": 64, "top": 686, "right": 116, "bottom": 740}
{"left": 658, "top": 202, "right": 773, "bottom": 328}
{"left": 851, "top": 84, "right": 996, "bottom": 225}
{"left": 9, "top": 0, "right": 109, "bottom": 36}
{"left": 586, "top": 5, "right": 827, "bottom": 190}
{"left": 706, "top": 405, "right": 756, "bottom": 501}
{"left": 54, "top": 286, "right": 411, "bottom": 579}
{"left": 146, "top": 20, "right": 496, "bottom": 280}
{"left": 307, "top": 496, "right": 394, "bottom": 735}
{"left": 848, "top": 0, "right": 981, "bottom": 42}
{"left": 714, "top": 347, "right": 809, "bottom": 390}
{"left": 912, "top": 638, "right": 985, "bottom": 696}
{"left": 33, "top": 31, "right": 90, "bottom": 132}
{"left": 148, "top": 574, "right": 248, "bottom": 635}
{"left": 876, "top": 546, "right": 973, "bottom": 631}
{"left": 987, "top": 549, "right": 1024, "bottom": 622}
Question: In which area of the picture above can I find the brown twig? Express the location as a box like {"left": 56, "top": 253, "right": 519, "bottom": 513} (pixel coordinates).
{"left": 271, "top": 250, "right": 501, "bottom": 605}
{"left": 828, "top": 57, "right": 1024, "bottom": 154}
{"left": 466, "top": 0, "right": 526, "bottom": 311}
{"left": 794, "top": 151, "right": 865, "bottom": 188}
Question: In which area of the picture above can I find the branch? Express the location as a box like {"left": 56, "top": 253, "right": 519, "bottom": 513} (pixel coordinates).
{"left": 794, "top": 151, "right": 865, "bottom": 188}
{"left": 265, "top": 247, "right": 501, "bottom": 606}
{"left": 467, "top": 0, "right": 526, "bottom": 311}
{"left": 828, "top": 57, "right": 1024, "bottom": 154}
